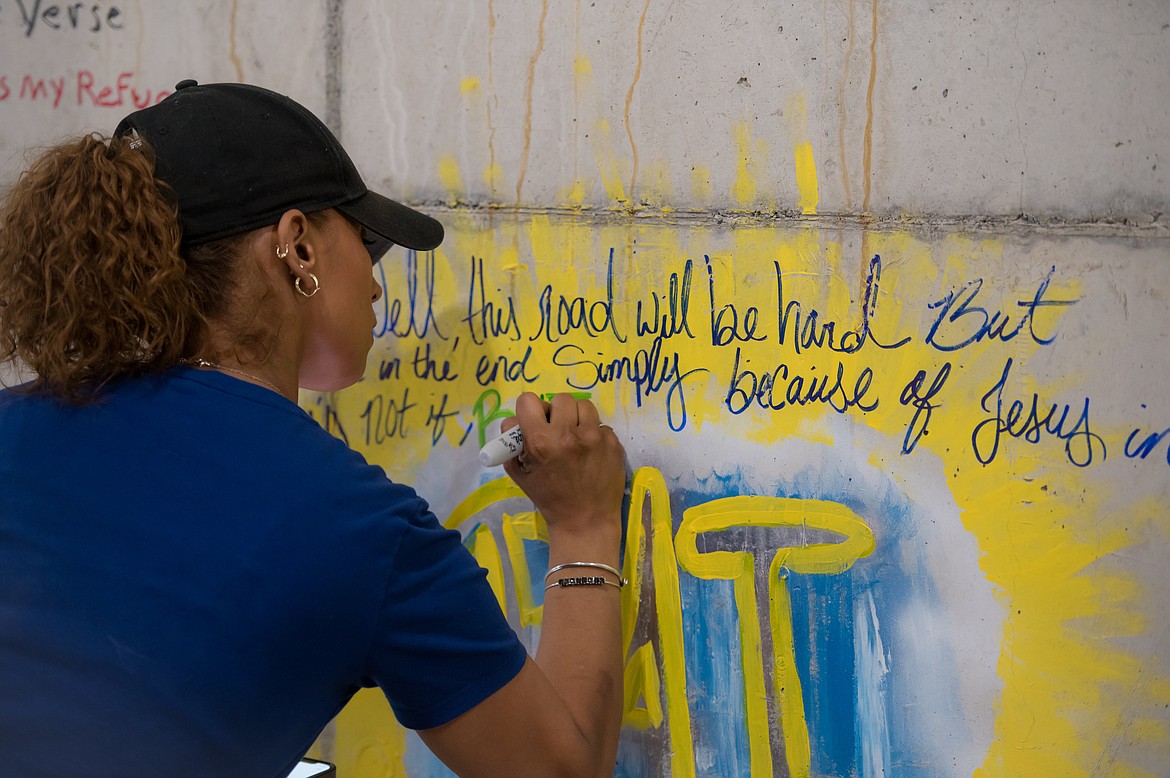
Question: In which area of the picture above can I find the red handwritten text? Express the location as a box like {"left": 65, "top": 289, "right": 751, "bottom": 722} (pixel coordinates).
{"left": 0, "top": 71, "right": 169, "bottom": 109}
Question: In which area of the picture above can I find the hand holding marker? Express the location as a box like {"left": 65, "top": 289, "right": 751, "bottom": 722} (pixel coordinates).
{"left": 480, "top": 426, "right": 527, "bottom": 466}
{"left": 479, "top": 392, "right": 593, "bottom": 467}
{"left": 484, "top": 391, "right": 632, "bottom": 555}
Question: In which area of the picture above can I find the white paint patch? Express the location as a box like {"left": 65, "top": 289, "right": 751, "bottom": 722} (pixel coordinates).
{"left": 856, "top": 590, "right": 891, "bottom": 777}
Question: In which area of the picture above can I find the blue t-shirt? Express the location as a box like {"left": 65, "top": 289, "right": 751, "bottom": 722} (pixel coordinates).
{"left": 0, "top": 367, "right": 527, "bottom": 777}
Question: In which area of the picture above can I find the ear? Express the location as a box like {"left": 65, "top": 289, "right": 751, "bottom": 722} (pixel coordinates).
{"left": 273, "top": 209, "right": 318, "bottom": 289}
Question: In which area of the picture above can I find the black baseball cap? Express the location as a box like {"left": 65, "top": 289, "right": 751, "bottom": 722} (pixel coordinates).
{"left": 114, "top": 80, "right": 443, "bottom": 259}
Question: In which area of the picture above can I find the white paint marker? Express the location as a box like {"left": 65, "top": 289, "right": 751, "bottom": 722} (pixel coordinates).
{"left": 479, "top": 426, "right": 525, "bottom": 466}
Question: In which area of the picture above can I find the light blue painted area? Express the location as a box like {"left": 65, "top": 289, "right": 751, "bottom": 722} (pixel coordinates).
{"left": 789, "top": 560, "right": 859, "bottom": 774}
{"left": 856, "top": 589, "right": 893, "bottom": 777}
{"left": 525, "top": 536, "right": 550, "bottom": 608}
{"left": 679, "top": 574, "right": 748, "bottom": 776}
{"left": 613, "top": 733, "right": 657, "bottom": 778}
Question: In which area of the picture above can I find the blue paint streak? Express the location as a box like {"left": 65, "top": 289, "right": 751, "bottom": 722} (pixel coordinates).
{"left": 666, "top": 486, "right": 753, "bottom": 776}
{"left": 613, "top": 733, "right": 656, "bottom": 778}
{"left": 525, "top": 537, "right": 550, "bottom": 608}
{"left": 789, "top": 568, "right": 857, "bottom": 775}
{"left": 680, "top": 575, "right": 748, "bottom": 775}
{"left": 790, "top": 460, "right": 972, "bottom": 777}
{"left": 788, "top": 469, "right": 910, "bottom": 776}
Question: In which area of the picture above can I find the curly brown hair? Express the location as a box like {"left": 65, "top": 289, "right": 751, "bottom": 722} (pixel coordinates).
{"left": 0, "top": 134, "right": 216, "bottom": 402}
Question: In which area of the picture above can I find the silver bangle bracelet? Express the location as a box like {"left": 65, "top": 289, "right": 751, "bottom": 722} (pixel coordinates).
{"left": 545, "top": 575, "right": 623, "bottom": 591}
{"left": 545, "top": 561, "right": 627, "bottom": 587}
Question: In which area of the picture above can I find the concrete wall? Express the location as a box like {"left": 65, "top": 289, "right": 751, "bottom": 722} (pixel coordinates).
{"left": 3, "top": 1, "right": 1168, "bottom": 776}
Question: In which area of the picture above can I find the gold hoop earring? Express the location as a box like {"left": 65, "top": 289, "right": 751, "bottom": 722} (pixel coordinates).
{"left": 275, "top": 244, "right": 290, "bottom": 260}
{"left": 295, "top": 273, "right": 321, "bottom": 298}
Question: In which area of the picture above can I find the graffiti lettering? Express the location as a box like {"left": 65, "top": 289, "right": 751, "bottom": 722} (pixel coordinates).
{"left": 725, "top": 347, "right": 878, "bottom": 415}
{"left": 529, "top": 249, "right": 626, "bottom": 344}
{"left": 14, "top": 0, "right": 123, "bottom": 36}
{"left": 471, "top": 389, "right": 513, "bottom": 448}
{"left": 706, "top": 255, "right": 768, "bottom": 346}
{"left": 359, "top": 388, "right": 416, "bottom": 446}
{"left": 474, "top": 345, "right": 540, "bottom": 387}
{"left": 411, "top": 340, "right": 459, "bottom": 383}
{"left": 76, "top": 69, "right": 161, "bottom": 108}
{"left": 324, "top": 245, "right": 1164, "bottom": 471}
{"left": 776, "top": 254, "right": 911, "bottom": 355}
{"left": 0, "top": 71, "right": 166, "bottom": 108}
{"left": 20, "top": 74, "right": 64, "bottom": 107}
{"left": 675, "top": 494, "right": 875, "bottom": 778}
{"left": 530, "top": 284, "right": 621, "bottom": 342}
{"left": 1124, "top": 420, "right": 1170, "bottom": 465}
{"left": 971, "top": 357, "right": 1106, "bottom": 467}
{"left": 552, "top": 335, "right": 707, "bottom": 431}
{"left": 926, "top": 266, "right": 1078, "bottom": 352}
{"left": 636, "top": 258, "right": 695, "bottom": 340}
{"left": 617, "top": 468, "right": 693, "bottom": 777}
{"left": 376, "top": 251, "right": 448, "bottom": 341}
{"left": 899, "top": 362, "right": 953, "bottom": 454}
{"left": 465, "top": 256, "right": 521, "bottom": 344}
{"left": 424, "top": 393, "right": 466, "bottom": 447}
{"left": 377, "top": 358, "right": 401, "bottom": 381}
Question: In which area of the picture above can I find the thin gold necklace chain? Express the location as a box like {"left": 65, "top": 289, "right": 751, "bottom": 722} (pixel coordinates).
{"left": 180, "top": 357, "right": 284, "bottom": 395}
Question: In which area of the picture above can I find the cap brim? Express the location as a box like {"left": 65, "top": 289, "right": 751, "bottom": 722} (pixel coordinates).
{"left": 336, "top": 190, "right": 445, "bottom": 256}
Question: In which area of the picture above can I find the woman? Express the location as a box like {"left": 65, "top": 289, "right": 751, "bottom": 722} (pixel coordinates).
{"left": 0, "top": 81, "right": 625, "bottom": 777}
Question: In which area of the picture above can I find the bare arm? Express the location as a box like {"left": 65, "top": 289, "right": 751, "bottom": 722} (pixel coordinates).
{"left": 417, "top": 392, "right": 625, "bottom": 778}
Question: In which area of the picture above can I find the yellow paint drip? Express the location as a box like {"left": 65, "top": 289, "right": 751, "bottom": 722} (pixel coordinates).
{"left": 437, "top": 155, "right": 463, "bottom": 203}
{"left": 690, "top": 164, "right": 712, "bottom": 202}
{"left": 787, "top": 94, "right": 819, "bottom": 214}
{"left": 561, "top": 179, "right": 588, "bottom": 206}
{"left": 731, "top": 121, "right": 759, "bottom": 205}
{"left": 526, "top": 214, "right": 559, "bottom": 276}
{"left": 638, "top": 160, "right": 673, "bottom": 208}
{"left": 482, "top": 163, "right": 503, "bottom": 196}
{"left": 593, "top": 118, "right": 629, "bottom": 204}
